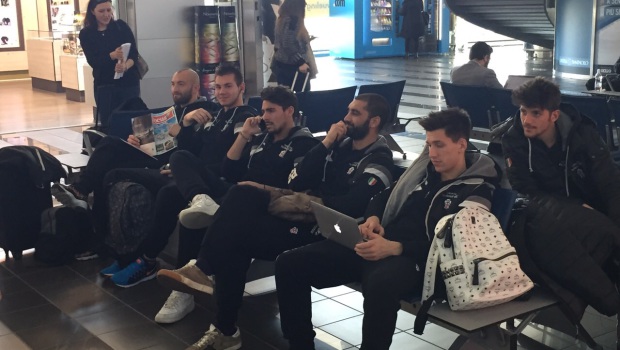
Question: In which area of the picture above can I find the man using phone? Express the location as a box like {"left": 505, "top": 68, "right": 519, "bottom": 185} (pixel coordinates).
{"left": 277, "top": 109, "right": 499, "bottom": 350}
{"left": 156, "top": 93, "right": 395, "bottom": 350}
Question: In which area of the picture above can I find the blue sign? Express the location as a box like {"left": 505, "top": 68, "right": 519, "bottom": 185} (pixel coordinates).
{"left": 554, "top": 0, "right": 595, "bottom": 76}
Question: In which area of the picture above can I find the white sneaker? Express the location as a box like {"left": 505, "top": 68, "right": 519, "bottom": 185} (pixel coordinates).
{"left": 154, "top": 291, "right": 195, "bottom": 324}
{"left": 178, "top": 194, "right": 219, "bottom": 229}
{"left": 187, "top": 324, "right": 242, "bottom": 350}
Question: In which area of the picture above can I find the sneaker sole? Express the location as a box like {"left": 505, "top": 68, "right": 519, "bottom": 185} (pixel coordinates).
{"left": 75, "top": 253, "right": 99, "bottom": 261}
{"left": 157, "top": 270, "right": 214, "bottom": 296}
{"left": 154, "top": 301, "right": 195, "bottom": 324}
{"left": 113, "top": 270, "right": 158, "bottom": 288}
{"left": 178, "top": 210, "right": 215, "bottom": 230}
{"left": 51, "top": 187, "right": 88, "bottom": 209}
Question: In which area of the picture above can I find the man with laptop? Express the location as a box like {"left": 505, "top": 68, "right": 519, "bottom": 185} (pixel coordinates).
{"left": 156, "top": 93, "right": 394, "bottom": 349}
{"left": 451, "top": 41, "right": 503, "bottom": 89}
{"left": 276, "top": 108, "right": 500, "bottom": 350}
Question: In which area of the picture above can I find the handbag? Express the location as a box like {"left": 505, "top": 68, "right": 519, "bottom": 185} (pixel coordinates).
{"left": 266, "top": 188, "right": 323, "bottom": 223}
{"left": 135, "top": 54, "right": 149, "bottom": 79}
{"left": 413, "top": 205, "right": 534, "bottom": 334}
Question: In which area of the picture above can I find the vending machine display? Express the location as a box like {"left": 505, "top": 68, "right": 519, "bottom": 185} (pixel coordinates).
{"left": 330, "top": 0, "right": 404, "bottom": 59}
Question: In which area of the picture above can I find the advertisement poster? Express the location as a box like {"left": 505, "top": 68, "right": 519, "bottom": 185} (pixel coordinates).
{"left": 0, "top": 0, "right": 24, "bottom": 51}
{"left": 595, "top": 0, "right": 620, "bottom": 73}
{"left": 553, "top": 0, "right": 595, "bottom": 76}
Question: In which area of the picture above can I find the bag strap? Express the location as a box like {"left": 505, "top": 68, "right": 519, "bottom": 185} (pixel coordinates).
{"left": 421, "top": 226, "right": 441, "bottom": 301}
{"left": 413, "top": 294, "right": 438, "bottom": 335}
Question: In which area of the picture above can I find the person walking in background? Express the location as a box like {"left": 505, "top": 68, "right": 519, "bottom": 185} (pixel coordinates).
{"left": 273, "top": 0, "right": 315, "bottom": 92}
{"left": 80, "top": 0, "right": 141, "bottom": 130}
{"left": 398, "top": 0, "right": 425, "bottom": 59}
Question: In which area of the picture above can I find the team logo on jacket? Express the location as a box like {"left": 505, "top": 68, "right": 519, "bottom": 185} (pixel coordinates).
{"left": 290, "top": 227, "right": 298, "bottom": 234}
{"left": 279, "top": 144, "right": 293, "bottom": 158}
{"left": 368, "top": 177, "right": 377, "bottom": 186}
{"left": 444, "top": 199, "right": 452, "bottom": 209}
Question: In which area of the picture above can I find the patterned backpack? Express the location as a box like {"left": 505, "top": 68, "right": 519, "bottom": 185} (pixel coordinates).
{"left": 413, "top": 205, "right": 534, "bottom": 334}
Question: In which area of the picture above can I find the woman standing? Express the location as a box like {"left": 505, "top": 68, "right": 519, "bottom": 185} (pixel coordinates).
{"left": 80, "top": 0, "right": 141, "bottom": 130}
{"left": 399, "top": 0, "right": 425, "bottom": 59}
{"left": 273, "top": 0, "right": 313, "bottom": 92}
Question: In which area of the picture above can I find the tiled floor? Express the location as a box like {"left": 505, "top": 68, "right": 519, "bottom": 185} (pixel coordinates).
{"left": 0, "top": 46, "right": 617, "bottom": 349}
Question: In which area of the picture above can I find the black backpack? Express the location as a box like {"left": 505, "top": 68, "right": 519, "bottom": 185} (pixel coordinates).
{"left": 34, "top": 206, "right": 94, "bottom": 265}
{"left": 105, "top": 181, "right": 154, "bottom": 255}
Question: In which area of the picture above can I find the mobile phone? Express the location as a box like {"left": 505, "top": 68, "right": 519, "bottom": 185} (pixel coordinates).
{"left": 160, "top": 163, "right": 170, "bottom": 171}
{"left": 259, "top": 119, "right": 267, "bottom": 132}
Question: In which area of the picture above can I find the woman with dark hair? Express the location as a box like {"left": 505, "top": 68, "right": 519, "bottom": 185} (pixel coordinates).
{"left": 399, "top": 0, "right": 425, "bottom": 59}
{"left": 273, "top": 0, "right": 313, "bottom": 92}
{"left": 79, "top": 0, "right": 140, "bottom": 130}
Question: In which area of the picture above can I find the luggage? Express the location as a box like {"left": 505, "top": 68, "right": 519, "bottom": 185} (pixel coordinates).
{"left": 0, "top": 146, "right": 66, "bottom": 259}
{"left": 34, "top": 206, "right": 94, "bottom": 265}
{"left": 105, "top": 181, "right": 154, "bottom": 255}
{"left": 413, "top": 205, "right": 534, "bottom": 334}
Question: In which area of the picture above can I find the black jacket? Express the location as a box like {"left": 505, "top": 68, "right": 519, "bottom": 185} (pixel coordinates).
{"left": 176, "top": 103, "right": 256, "bottom": 172}
{"left": 79, "top": 20, "right": 139, "bottom": 87}
{"left": 365, "top": 150, "right": 499, "bottom": 267}
{"left": 0, "top": 146, "right": 66, "bottom": 188}
{"left": 501, "top": 104, "right": 620, "bottom": 316}
{"left": 502, "top": 103, "right": 620, "bottom": 227}
{"left": 222, "top": 126, "right": 319, "bottom": 189}
{"left": 288, "top": 136, "right": 394, "bottom": 218}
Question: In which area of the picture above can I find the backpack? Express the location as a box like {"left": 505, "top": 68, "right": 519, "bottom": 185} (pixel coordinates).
{"left": 34, "top": 206, "right": 93, "bottom": 265}
{"left": 413, "top": 205, "right": 533, "bottom": 334}
{"left": 106, "top": 181, "right": 154, "bottom": 255}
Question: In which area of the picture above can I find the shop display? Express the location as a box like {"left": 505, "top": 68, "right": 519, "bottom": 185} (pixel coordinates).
{"left": 50, "top": 0, "right": 77, "bottom": 34}
{"left": 194, "top": 5, "right": 241, "bottom": 100}
{"left": 195, "top": 6, "right": 221, "bottom": 65}
{"left": 0, "top": 0, "right": 24, "bottom": 51}
{"left": 219, "top": 6, "right": 240, "bottom": 64}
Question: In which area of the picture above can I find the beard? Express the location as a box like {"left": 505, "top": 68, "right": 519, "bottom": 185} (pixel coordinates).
{"left": 346, "top": 119, "right": 371, "bottom": 140}
{"left": 173, "top": 91, "right": 192, "bottom": 106}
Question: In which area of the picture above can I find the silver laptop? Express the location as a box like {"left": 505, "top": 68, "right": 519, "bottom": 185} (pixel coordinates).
{"left": 311, "top": 202, "right": 364, "bottom": 249}
{"left": 504, "top": 75, "right": 536, "bottom": 90}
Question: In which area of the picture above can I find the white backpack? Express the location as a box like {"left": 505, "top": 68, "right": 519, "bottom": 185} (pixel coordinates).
{"left": 421, "top": 205, "right": 533, "bottom": 311}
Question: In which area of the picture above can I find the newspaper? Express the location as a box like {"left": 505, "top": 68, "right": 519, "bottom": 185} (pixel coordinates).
{"left": 131, "top": 107, "right": 178, "bottom": 156}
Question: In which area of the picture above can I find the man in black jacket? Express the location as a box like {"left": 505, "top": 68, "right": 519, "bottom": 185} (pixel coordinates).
{"left": 51, "top": 68, "right": 218, "bottom": 208}
{"left": 98, "top": 66, "right": 256, "bottom": 289}
{"left": 501, "top": 77, "right": 620, "bottom": 317}
{"left": 156, "top": 93, "right": 396, "bottom": 349}
{"left": 276, "top": 109, "right": 499, "bottom": 350}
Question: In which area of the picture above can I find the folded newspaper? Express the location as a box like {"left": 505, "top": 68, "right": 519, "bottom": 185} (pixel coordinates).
{"left": 131, "top": 107, "right": 178, "bottom": 156}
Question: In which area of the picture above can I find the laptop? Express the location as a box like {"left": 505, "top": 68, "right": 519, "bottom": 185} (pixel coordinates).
{"left": 311, "top": 202, "right": 364, "bottom": 250}
{"left": 504, "top": 75, "right": 536, "bottom": 90}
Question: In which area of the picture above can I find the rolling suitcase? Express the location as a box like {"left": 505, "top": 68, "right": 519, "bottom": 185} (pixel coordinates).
{"left": 0, "top": 146, "right": 66, "bottom": 259}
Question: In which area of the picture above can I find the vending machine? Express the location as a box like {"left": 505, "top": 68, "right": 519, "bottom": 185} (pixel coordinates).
{"left": 329, "top": 0, "right": 405, "bottom": 59}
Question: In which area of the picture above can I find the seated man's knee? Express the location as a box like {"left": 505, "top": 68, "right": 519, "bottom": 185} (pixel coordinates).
{"left": 275, "top": 249, "right": 304, "bottom": 278}
{"left": 169, "top": 149, "right": 193, "bottom": 167}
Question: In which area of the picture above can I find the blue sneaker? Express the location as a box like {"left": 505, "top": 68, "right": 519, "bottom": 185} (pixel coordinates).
{"left": 111, "top": 258, "right": 159, "bottom": 288}
{"left": 100, "top": 261, "right": 122, "bottom": 277}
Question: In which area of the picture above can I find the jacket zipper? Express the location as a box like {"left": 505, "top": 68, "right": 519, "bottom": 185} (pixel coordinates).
{"left": 472, "top": 251, "right": 517, "bottom": 285}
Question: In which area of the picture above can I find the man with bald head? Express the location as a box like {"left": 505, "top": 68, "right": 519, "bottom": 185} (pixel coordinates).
{"left": 52, "top": 67, "right": 218, "bottom": 207}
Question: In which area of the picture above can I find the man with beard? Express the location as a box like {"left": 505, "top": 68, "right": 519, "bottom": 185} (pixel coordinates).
{"left": 98, "top": 66, "right": 257, "bottom": 289}
{"left": 51, "top": 68, "right": 218, "bottom": 209}
{"left": 450, "top": 41, "right": 503, "bottom": 88}
{"left": 156, "top": 93, "right": 394, "bottom": 349}
{"left": 276, "top": 108, "right": 499, "bottom": 350}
